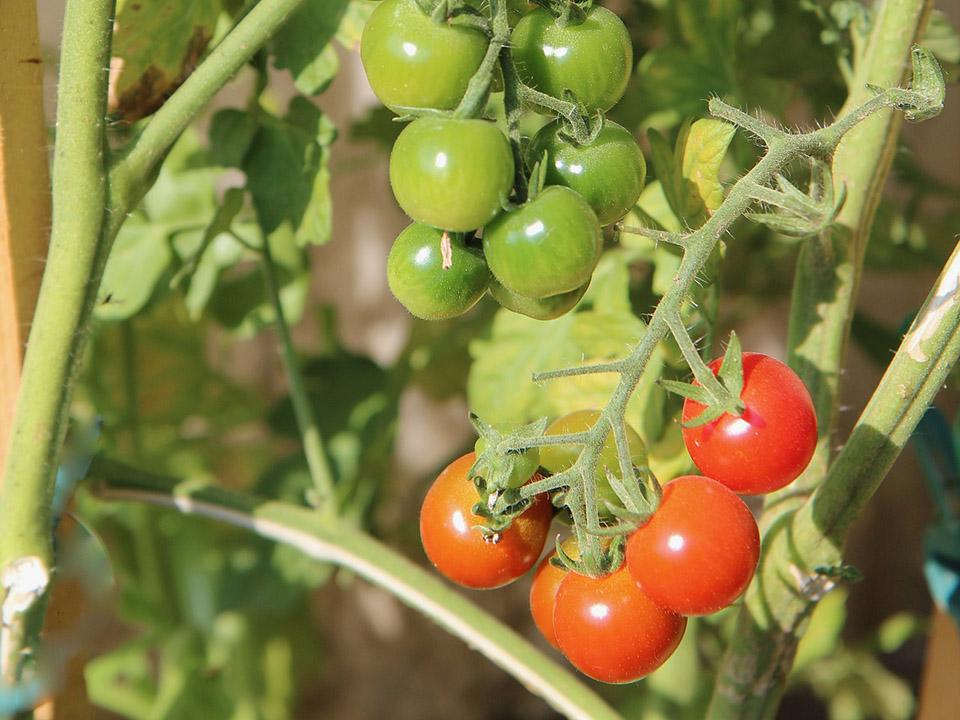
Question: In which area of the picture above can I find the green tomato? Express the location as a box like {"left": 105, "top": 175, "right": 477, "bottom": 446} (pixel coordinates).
{"left": 387, "top": 223, "right": 490, "bottom": 320}
{"left": 529, "top": 120, "right": 646, "bottom": 226}
{"left": 511, "top": 6, "right": 632, "bottom": 112}
{"left": 539, "top": 410, "right": 647, "bottom": 513}
{"left": 475, "top": 436, "right": 541, "bottom": 489}
{"left": 489, "top": 278, "right": 588, "bottom": 320}
{"left": 390, "top": 117, "right": 514, "bottom": 232}
{"left": 483, "top": 185, "right": 601, "bottom": 299}
{"left": 361, "top": 0, "right": 488, "bottom": 112}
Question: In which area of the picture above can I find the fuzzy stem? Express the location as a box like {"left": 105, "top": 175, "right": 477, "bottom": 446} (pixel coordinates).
{"left": 88, "top": 457, "right": 622, "bottom": 720}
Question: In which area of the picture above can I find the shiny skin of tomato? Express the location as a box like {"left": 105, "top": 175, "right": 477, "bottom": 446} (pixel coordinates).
{"left": 483, "top": 186, "right": 601, "bottom": 299}
{"left": 511, "top": 6, "right": 633, "bottom": 113}
{"left": 387, "top": 224, "right": 490, "bottom": 320}
{"left": 420, "top": 453, "right": 552, "bottom": 589}
{"left": 361, "top": 0, "right": 488, "bottom": 112}
{"left": 529, "top": 120, "right": 646, "bottom": 226}
{"left": 390, "top": 117, "right": 514, "bottom": 232}
{"left": 626, "top": 475, "right": 760, "bottom": 616}
{"left": 539, "top": 410, "right": 646, "bottom": 514}
{"left": 554, "top": 567, "right": 686, "bottom": 683}
{"left": 489, "top": 278, "right": 588, "bottom": 320}
{"left": 682, "top": 353, "right": 817, "bottom": 494}
{"left": 529, "top": 553, "right": 567, "bottom": 649}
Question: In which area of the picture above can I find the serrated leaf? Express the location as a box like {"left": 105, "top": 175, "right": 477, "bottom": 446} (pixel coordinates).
{"left": 271, "top": 0, "right": 351, "bottom": 95}
{"left": 109, "top": 0, "right": 222, "bottom": 121}
{"left": 682, "top": 118, "right": 735, "bottom": 213}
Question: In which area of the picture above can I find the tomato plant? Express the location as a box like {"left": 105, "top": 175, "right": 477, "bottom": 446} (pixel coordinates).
{"left": 553, "top": 566, "right": 687, "bottom": 683}
{"left": 419, "top": 453, "right": 551, "bottom": 589}
{"left": 626, "top": 475, "right": 760, "bottom": 616}
{"left": 2, "top": 0, "right": 956, "bottom": 717}
{"left": 682, "top": 352, "right": 818, "bottom": 494}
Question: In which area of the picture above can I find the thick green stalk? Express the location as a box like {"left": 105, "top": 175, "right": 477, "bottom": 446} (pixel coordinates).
{"left": 709, "top": 238, "right": 960, "bottom": 719}
{"left": 707, "top": 3, "right": 933, "bottom": 717}
{"left": 0, "top": 0, "right": 114, "bottom": 684}
{"left": 88, "top": 457, "right": 622, "bottom": 720}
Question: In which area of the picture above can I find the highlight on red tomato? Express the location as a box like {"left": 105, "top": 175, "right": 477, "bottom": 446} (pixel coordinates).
{"left": 626, "top": 475, "right": 760, "bottom": 616}
{"left": 419, "top": 453, "right": 552, "bottom": 589}
{"left": 553, "top": 566, "right": 687, "bottom": 683}
{"left": 682, "top": 353, "right": 817, "bottom": 494}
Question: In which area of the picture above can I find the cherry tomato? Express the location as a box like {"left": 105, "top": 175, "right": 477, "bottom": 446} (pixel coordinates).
{"left": 626, "top": 475, "right": 760, "bottom": 616}
{"left": 529, "top": 554, "right": 566, "bottom": 649}
{"left": 682, "top": 353, "right": 817, "bottom": 494}
{"left": 483, "top": 186, "right": 601, "bottom": 299}
{"left": 420, "top": 453, "right": 552, "bottom": 589}
{"left": 361, "top": 0, "right": 488, "bottom": 112}
{"left": 390, "top": 117, "right": 514, "bottom": 232}
{"left": 387, "top": 224, "right": 489, "bottom": 320}
{"left": 511, "top": 6, "right": 633, "bottom": 112}
{"left": 529, "top": 119, "right": 646, "bottom": 226}
{"left": 539, "top": 410, "right": 646, "bottom": 514}
{"left": 554, "top": 567, "right": 686, "bottom": 683}
{"left": 489, "top": 278, "right": 588, "bottom": 320}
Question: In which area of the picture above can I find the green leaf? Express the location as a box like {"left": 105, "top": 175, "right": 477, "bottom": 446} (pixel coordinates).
{"left": 717, "top": 331, "right": 744, "bottom": 398}
{"left": 96, "top": 216, "right": 173, "bottom": 321}
{"left": 636, "top": 181, "right": 683, "bottom": 234}
{"left": 792, "top": 588, "right": 847, "bottom": 673}
{"left": 351, "top": 105, "right": 405, "bottom": 151}
{"left": 922, "top": 10, "right": 960, "bottom": 65}
{"left": 658, "top": 379, "right": 715, "bottom": 405}
{"left": 209, "top": 108, "right": 259, "bottom": 167}
{"left": 270, "top": 0, "right": 351, "bottom": 95}
{"left": 681, "top": 118, "right": 735, "bottom": 213}
{"left": 109, "top": 0, "right": 222, "bottom": 121}
{"left": 648, "top": 130, "right": 686, "bottom": 223}
{"left": 243, "top": 99, "right": 335, "bottom": 247}
{"left": 85, "top": 638, "right": 157, "bottom": 719}
{"left": 875, "top": 612, "right": 923, "bottom": 654}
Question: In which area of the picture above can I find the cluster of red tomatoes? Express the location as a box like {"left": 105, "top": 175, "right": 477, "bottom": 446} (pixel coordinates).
{"left": 361, "top": 0, "right": 645, "bottom": 321}
{"left": 420, "top": 352, "right": 818, "bottom": 683}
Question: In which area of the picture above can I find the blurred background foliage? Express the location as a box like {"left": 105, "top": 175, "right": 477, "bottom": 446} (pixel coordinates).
{"left": 28, "top": 0, "right": 960, "bottom": 717}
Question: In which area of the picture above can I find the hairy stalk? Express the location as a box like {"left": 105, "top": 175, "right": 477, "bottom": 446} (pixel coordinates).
{"left": 87, "top": 457, "right": 621, "bottom": 720}
{"left": 0, "top": 0, "right": 114, "bottom": 690}
{"left": 259, "top": 234, "right": 337, "bottom": 515}
{"left": 709, "top": 2, "right": 936, "bottom": 716}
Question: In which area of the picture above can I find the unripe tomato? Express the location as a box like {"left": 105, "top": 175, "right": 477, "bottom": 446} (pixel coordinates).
{"left": 682, "top": 353, "right": 817, "bottom": 494}
{"left": 539, "top": 410, "right": 646, "bottom": 514}
{"left": 553, "top": 567, "right": 686, "bottom": 683}
{"left": 483, "top": 186, "right": 601, "bottom": 299}
{"left": 489, "top": 278, "right": 588, "bottom": 320}
{"left": 511, "top": 6, "right": 633, "bottom": 112}
{"left": 474, "top": 434, "right": 540, "bottom": 489}
{"left": 420, "top": 453, "right": 552, "bottom": 589}
{"left": 390, "top": 117, "right": 514, "bottom": 232}
{"left": 530, "top": 120, "right": 646, "bottom": 226}
{"left": 361, "top": 0, "right": 488, "bottom": 112}
{"left": 626, "top": 475, "right": 760, "bottom": 616}
{"left": 387, "top": 224, "right": 490, "bottom": 320}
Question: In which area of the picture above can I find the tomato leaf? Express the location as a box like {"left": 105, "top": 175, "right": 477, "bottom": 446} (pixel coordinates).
{"left": 681, "top": 118, "right": 735, "bottom": 214}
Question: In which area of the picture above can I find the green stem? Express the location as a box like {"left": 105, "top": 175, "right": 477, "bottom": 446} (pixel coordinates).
{"left": 708, "top": 236, "right": 960, "bottom": 720}
{"left": 0, "top": 0, "right": 114, "bottom": 685}
{"left": 259, "top": 235, "right": 337, "bottom": 516}
{"left": 87, "top": 456, "right": 622, "bottom": 720}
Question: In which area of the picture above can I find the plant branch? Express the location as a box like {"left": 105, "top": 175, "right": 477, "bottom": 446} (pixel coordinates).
{"left": 87, "top": 456, "right": 622, "bottom": 720}
{"left": 259, "top": 234, "right": 337, "bottom": 516}
{"left": 0, "top": 0, "right": 115, "bottom": 688}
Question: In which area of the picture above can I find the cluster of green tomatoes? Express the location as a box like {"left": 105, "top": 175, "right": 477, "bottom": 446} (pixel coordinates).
{"left": 360, "top": 0, "right": 644, "bottom": 321}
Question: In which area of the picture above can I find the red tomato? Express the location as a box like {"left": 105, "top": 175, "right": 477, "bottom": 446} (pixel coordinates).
{"left": 420, "top": 453, "right": 552, "bottom": 589}
{"left": 626, "top": 475, "right": 760, "bottom": 616}
{"left": 682, "top": 352, "right": 817, "bottom": 494}
{"left": 553, "top": 567, "right": 686, "bottom": 683}
{"left": 529, "top": 553, "right": 566, "bottom": 649}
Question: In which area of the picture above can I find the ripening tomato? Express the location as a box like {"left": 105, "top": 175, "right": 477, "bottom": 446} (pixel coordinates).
{"left": 539, "top": 410, "right": 646, "bottom": 515}
{"left": 361, "top": 0, "right": 488, "bottom": 112}
{"left": 553, "top": 567, "right": 686, "bottom": 683}
{"left": 420, "top": 453, "right": 552, "bottom": 589}
{"left": 511, "top": 6, "right": 633, "bottom": 112}
{"left": 529, "top": 119, "right": 646, "bottom": 226}
{"left": 390, "top": 117, "right": 514, "bottom": 232}
{"left": 387, "top": 224, "right": 490, "bottom": 320}
{"left": 626, "top": 475, "right": 760, "bottom": 616}
{"left": 483, "top": 186, "right": 601, "bottom": 299}
{"left": 528, "top": 539, "right": 579, "bottom": 649}
{"left": 682, "top": 353, "right": 817, "bottom": 494}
